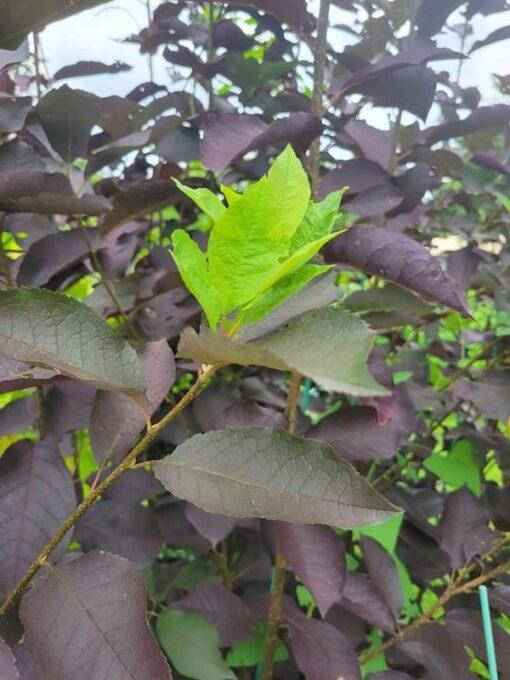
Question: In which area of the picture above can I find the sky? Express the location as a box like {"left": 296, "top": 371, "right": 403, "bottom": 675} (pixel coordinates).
{"left": 38, "top": 1, "right": 510, "bottom": 123}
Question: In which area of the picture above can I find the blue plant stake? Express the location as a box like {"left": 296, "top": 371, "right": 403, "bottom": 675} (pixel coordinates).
{"left": 300, "top": 377, "right": 312, "bottom": 413}
{"left": 479, "top": 585, "right": 499, "bottom": 680}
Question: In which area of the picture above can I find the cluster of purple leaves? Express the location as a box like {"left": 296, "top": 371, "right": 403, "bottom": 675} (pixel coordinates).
{"left": 0, "top": 0, "right": 510, "bottom": 679}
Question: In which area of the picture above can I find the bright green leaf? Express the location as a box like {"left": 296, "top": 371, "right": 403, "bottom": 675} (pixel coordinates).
{"left": 221, "top": 185, "right": 241, "bottom": 206}
{"left": 290, "top": 189, "right": 345, "bottom": 253}
{"left": 424, "top": 438, "right": 481, "bottom": 496}
{"left": 174, "top": 179, "right": 226, "bottom": 222}
{"left": 171, "top": 229, "right": 225, "bottom": 330}
{"left": 157, "top": 610, "right": 235, "bottom": 680}
{"left": 227, "top": 627, "right": 288, "bottom": 667}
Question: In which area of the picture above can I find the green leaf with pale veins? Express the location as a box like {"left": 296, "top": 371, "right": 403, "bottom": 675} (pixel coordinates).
{"left": 154, "top": 428, "right": 399, "bottom": 526}
{"left": 171, "top": 229, "right": 225, "bottom": 330}
{"left": 0, "top": 287, "right": 145, "bottom": 395}
{"left": 178, "top": 307, "right": 388, "bottom": 397}
{"left": 207, "top": 145, "right": 310, "bottom": 311}
{"left": 290, "top": 189, "right": 346, "bottom": 253}
{"left": 237, "top": 264, "right": 331, "bottom": 328}
{"left": 157, "top": 610, "right": 235, "bottom": 680}
{"left": 174, "top": 179, "right": 226, "bottom": 222}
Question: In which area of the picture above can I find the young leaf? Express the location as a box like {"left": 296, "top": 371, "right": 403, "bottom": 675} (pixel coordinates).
{"left": 221, "top": 184, "right": 241, "bottom": 206}
{"left": 207, "top": 146, "right": 310, "bottom": 311}
{"left": 171, "top": 229, "right": 225, "bottom": 330}
{"left": 174, "top": 178, "right": 226, "bottom": 222}
{"left": 237, "top": 264, "right": 330, "bottom": 328}
{"left": 0, "top": 439, "right": 76, "bottom": 593}
{"left": 290, "top": 189, "right": 345, "bottom": 253}
{"left": 19, "top": 551, "right": 171, "bottom": 680}
{"left": 157, "top": 610, "right": 235, "bottom": 680}
{"left": 178, "top": 307, "right": 388, "bottom": 397}
{"left": 0, "top": 287, "right": 145, "bottom": 395}
{"left": 154, "top": 428, "right": 399, "bottom": 526}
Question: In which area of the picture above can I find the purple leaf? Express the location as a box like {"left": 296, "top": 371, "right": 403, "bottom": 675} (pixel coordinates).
{"left": 324, "top": 226, "right": 470, "bottom": 314}
{"left": 308, "top": 390, "right": 416, "bottom": 462}
{"left": 360, "top": 537, "right": 402, "bottom": 617}
{"left": 415, "top": 0, "right": 464, "bottom": 37}
{"left": 200, "top": 112, "right": 322, "bottom": 173}
{"left": 0, "top": 396, "right": 36, "bottom": 435}
{"left": 53, "top": 60, "right": 132, "bottom": 80}
{"left": 184, "top": 504, "right": 237, "bottom": 548}
{"left": 275, "top": 522, "right": 346, "bottom": 617}
{"left": 101, "top": 180, "right": 180, "bottom": 233}
{"left": 19, "top": 551, "right": 172, "bottom": 680}
{"left": 17, "top": 227, "right": 99, "bottom": 286}
{"left": 339, "top": 571, "right": 395, "bottom": 632}
{"left": 320, "top": 159, "right": 392, "bottom": 199}
{"left": 45, "top": 381, "right": 96, "bottom": 441}
{"left": 447, "top": 245, "right": 481, "bottom": 289}
{"left": 344, "top": 119, "right": 392, "bottom": 169}
{"left": 0, "top": 439, "right": 76, "bottom": 593}
{"left": 470, "top": 24, "right": 510, "bottom": 53}
{"left": 75, "top": 471, "right": 164, "bottom": 566}
{"left": 439, "top": 487, "right": 497, "bottom": 568}
{"left": 489, "top": 585, "right": 510, "bottom": 617}
{"left": 424, "top": 105, "right": 510, "bottom": 145}
{"left": 452, "top": 370, "right": 510, "bottom": 422}
{"left": 0, "top": 638, "right": 18, "bottom": 680}
{"left": 445, "top": 609, "right": 510, "bottom": 673}
{"left": 286, "top": 611, "right": 361, "bottom": 680}
{"left": 0, "top": 171, "right": 111, "bottom": 215}
{"left": 344, "top": 184, "right": 404, "bottom": 218}
{"left": 0, "top": 353, "right": 57, "bottom": 394}
{"left": 173, "top": 582, "right": 255, "bottom": 645}
{"left": 90, "top": 340, "right": 175, "bottom": 463}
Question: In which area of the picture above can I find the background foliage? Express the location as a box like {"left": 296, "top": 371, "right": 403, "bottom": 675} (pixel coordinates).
{"left": 0, "top": 1, "right": 509, "bottom": 678}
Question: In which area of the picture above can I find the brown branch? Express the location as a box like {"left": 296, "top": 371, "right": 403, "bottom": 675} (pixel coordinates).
{"left": 308, "top": 0, "right": 330, "bottom": 199}
{"left": 360, "top": 537, "right": 510, "bottom": 665}
{"left": 0, "top": 363, "right": 220, "bottom": 618}
{"left": 261, "top": 372, "right": 302, "bottom": 680}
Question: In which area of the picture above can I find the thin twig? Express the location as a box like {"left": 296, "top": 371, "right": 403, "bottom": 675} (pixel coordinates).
{"left": 359, "top": 537, "right": 510, "bottom": 665}
{"left": 32, "top": 32, "right": 42, "bottom": 101}
{"left": 0, "top": 214, "right": 15, "bottom": 289}
{"left": 261, "top": 372, "right": 302, "bottom": 680}
{"left": 0, "top": 363, "right": 220, "bottom": 617}
{"left": 308, "top": 0, "right": 330, "bottom": 199}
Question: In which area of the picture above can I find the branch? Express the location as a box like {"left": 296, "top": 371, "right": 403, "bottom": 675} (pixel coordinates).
{"left": 261, "top": 372, "right": 302, "bottom": 680}
{"left": 359, "top": 536, "right": 510, "bottom": 665}
{"left": 308, "top": 0, "right": 330, "bottom": 199}
{"left": 0, "top": 363, "right": 220, "bottom": 617}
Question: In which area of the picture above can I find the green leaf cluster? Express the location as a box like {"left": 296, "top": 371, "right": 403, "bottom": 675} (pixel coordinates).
{"left": 171, "top": 145, "right": 345, "bottom": 332}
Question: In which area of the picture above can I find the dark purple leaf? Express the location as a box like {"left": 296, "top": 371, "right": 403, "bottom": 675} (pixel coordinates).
{"left": 0, "top": 171, "right": 111, "bottom": 215}
{"left": 344, "top": 185, "right": 404, "bottom": 218}
{"left": 0, "top": 396, "right": 36, "bottom": 435}
{"left": 490, "top": 585, "right": 510, "bottom": 616}
{"left": 0, "top": 96, "right": 32, "bottom": 134}
{"left": 344, "top": 119, "right": 392, "bottom": 169}
{"left": 367, "top": 673, "right": 414, "bottom": 680}
{"left": 446, "top": 609, "right": 510, "bottom": 673}
{"left": 45, "top": 381, "right": 96, "bottom": 441}
{"left": 17, "top": 227, "right": 98, "bottom": 286}
{"left": 415, "top": 0, "right": 464, "bottom": 37}
{"left": 53, "top": 60, "right": 132, "bottom": 81}
{"left": 213, "top": 20, "right": 252, "bottom": 51}
{"left": 424, "top": 105, "right": 510, "bottom": 145}
{"left": 184, "top": 504, "right": 237, "bottom": 548}
{"left": 447, "top": 245, "right": 481, "bottom": 289}
{"left": 324, "top": 226, "right": 470, "bottom": 314}
{"left": 452, "top": 370, "right": 510, "bottom": 422}
{"left": 0, "top": 439, "right": 76, "bottom": 593}
{"left": 286, "top": 611, "right": 361, "bottom": 680}
{"left": 214, "top": 0, "right": 315, "bottom": 33}
{"left": 0, "top": 638, "right": 17, "bottom": 680}
{"left": 360, "top": 537, "right": 402, "bottom": 617}
{"left": 0, "top": 353, "right": 57, "bottom": 394}
{"left": 173, "top": 582, "right": 255, "bottom": 645}
{"left": 275, "top": 522, "right": 346, "bottom": 617}
{"left": 472, "top": 150, "right": 510, "bottom": 175}
{"left": 33, "top": 85, "right": 100, "bottom": 161}
{"left": 90, "top": 340, "right": 175, "bottom": 463}
{"left": 5, "top": 213, "right": 56, "bottom": 246}
{"left": 101, "top": 180, "right": 179, "bottom": 233}
{"left": 200, "top": 112, "right": 322, "bottom": 172}
{"left": 135, "top": 288, "right": 200, "bottom": 341}
{"left": 75, "top": 471, "right": 164, "bottom": 566}
{"left": 19, "top": 551, "right": 172, "bottom": 679}
{"left": 439, "top": 487, "right": 497, "bottom": 568}
{"left": 339, "top": 571, "right": 395, "bottom": 632}
{"left": 470, "top": 24, "right": 510, "bottom": 53}
{"left": 320, "top": 160, "right": 392, "bottom": 199}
